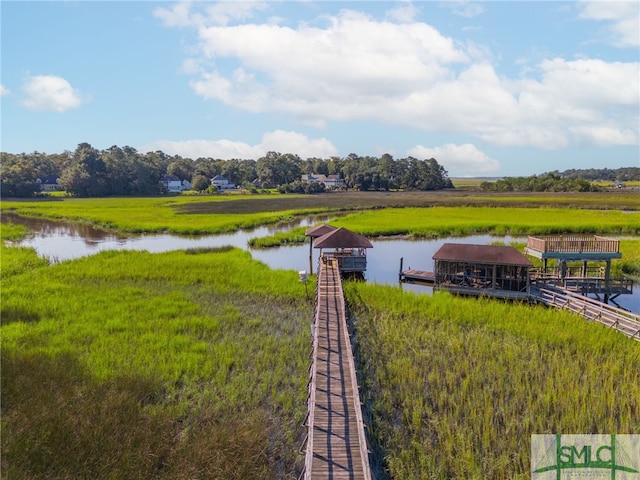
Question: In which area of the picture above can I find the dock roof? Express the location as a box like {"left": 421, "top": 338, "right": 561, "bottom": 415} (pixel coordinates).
{"left": 433, "top": 243, "right": 533, "bottom": 267}
{"left": 314, "top": 227, "right": 373, "bottom": 249}
{"left": 305, "top": 224, "right": 337, "bottom": 238}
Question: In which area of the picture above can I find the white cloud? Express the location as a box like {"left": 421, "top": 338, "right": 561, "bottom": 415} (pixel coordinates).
{"left": 154, "top": 1, "right": 268, "bottom": 28}
{"left": 162, "top": 3, "right": 639, "bottom": 150}
{"left": 578, "top": 1, "right": 640, "bottom": 47}
{"left": 441, "top": 1, "right": 485, "bottom": 18}
{"left": 260, "top": 130, "right": 338, "bottom": 158}
{"left": 386, "top": 1, "right": 420, "bottom": 23}
{"left": 154, "top": 1, "right": 201, "bottom": 28}
{"left": 569, "top": 125, "right": 638, "bottom": 146}
{"left": 139, "top": 130, "right": 338, "bottom": 160}
{"left": 20, "top": 75, "right": 88, "bottom": 112}
{"left": 191, "top": 9, "right": 468, "bottom": 123}
{"left": 407, "top": 143, "right": 501, "bottom": 177}
{"left": 0, "top": 84, "right": 9, "bottom": 96}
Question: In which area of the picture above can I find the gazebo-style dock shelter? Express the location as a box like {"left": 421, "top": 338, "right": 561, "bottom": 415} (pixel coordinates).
{"left": 433, "top": 243, "right": 533, "bottom": 300}
{"left": 305, "top": 224, "right": 337, "bottom": 274}
{"left": 524, "top": 235, "right": 633, "bottom": 300}
{"left": 314, "top": 227, "right": 373, "bottom": 275}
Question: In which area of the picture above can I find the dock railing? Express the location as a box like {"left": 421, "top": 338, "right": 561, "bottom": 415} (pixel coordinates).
{"left": 530, "top": 286, "right": 640, "bottom": 341}
{"left": 527, "top": 235, "right": 620, "bottom": 254}
{"left": 322, "top": 250, "right": 367, "bottom": 272}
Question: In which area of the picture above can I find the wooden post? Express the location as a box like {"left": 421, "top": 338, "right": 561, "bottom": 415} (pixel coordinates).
{"left": 492, "top": 264, "right": 497, "bottom": 289}
{"left": 604, "top": 259, "right": 611, "bottom": 303}
{"left": 399, "top": 257, "right": 404, "bottom": 282}
{"left": 309, "top": 237, "right": 314, "bottom": 275}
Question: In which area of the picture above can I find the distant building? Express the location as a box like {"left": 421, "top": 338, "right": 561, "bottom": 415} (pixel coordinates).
{"left": 160, "top": 174, "right": 182, "bottom": 193}
{"left": 301, "top": 173, "right": 345, "bottom": 189}
{"left": 36, "top": 175, "right": 64, "bottom": 191}
{"left": 211, "top": 175, "right": 235, "bottom": 190}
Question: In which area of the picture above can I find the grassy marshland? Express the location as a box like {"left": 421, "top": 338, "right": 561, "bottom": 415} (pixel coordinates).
{"left": 2, "top": 190, "right": 639, "bottom": 236}
{"left": 2, "top": 192, "right": 639, "bottom": 479}
{"left": 0, "top": 223, "right": 49, "bottom": 279}
{"left": 345, "top": 282, "right": 640, "bottom": 479}
{"left": 1, "top": 244, "right": 313, "bottom": 479}
{"left": 250, "top": 206, "right": 640, "bottom": 248}
{"left": 332, "top": 206, "right": 639, "bottom": 237}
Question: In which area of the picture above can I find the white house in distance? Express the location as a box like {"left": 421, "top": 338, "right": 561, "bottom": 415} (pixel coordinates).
{"left": 160, "top": 174, "right": 183, "bottom": 193}
{"left": 36, "top": 174, "right": 64, "bottom": 191}
{"left": 211, "top": 175, "right": 235, "bottom": 190}
{"left": 301, "top": 173, "right": 345, "bottom": 189}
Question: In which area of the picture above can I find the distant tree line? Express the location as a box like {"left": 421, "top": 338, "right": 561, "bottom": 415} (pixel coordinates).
{"left": 479, "top": 173, "right": 599, "bottom": 192}
{"left": 554, "top": 167, "right": 640, "bottom": 182}
{"left": 0, "top": 143, "right": 453, "bottom": 197}
{"left": 479, "top": 167, "right": 640, "bottom": 193}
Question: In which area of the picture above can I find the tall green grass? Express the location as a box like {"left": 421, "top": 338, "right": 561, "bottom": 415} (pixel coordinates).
{"left": 3, "top": 192, "right": 639, "bottom": 236}
{"left": 1, "top": 246, "right": 313, "bottom": 479}
{"left": 620, "top": 239, "right": 640, "bottom": 277}
{"left": 345, "top": 282, "right": 640, "bottom": 479}
{"left": 0, "top": 196, "right": 313, "bottom": 234}
{"left": 0, "top": 222, "right": 49, "bottom": 279}
{"left": 254, "top": 207, "right": 639, "bottom": 247}
{"left": 332, "top": 207, "right": 640, "bottom": 237}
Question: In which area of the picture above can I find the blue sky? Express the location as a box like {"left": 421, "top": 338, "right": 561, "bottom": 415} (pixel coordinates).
{"left": 2, "top": 1, "right": 639, "bottom": 177}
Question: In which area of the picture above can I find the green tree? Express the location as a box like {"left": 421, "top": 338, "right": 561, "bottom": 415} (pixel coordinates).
{"left": 59, "top": 143, "right": 107, "bottom": 197}
{"left": 0, "top": 153, "right": 40, "bottom": 197}
{"left": 167, "top": 157, "right": 194, "bottom": 181}
{"left": 191, "top": 174, "right": 210, "bottom": 192}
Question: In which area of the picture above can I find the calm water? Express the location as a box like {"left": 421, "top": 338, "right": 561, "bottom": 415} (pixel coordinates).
{"left": 3, "top": 212, "right": 639, "bottom": 313}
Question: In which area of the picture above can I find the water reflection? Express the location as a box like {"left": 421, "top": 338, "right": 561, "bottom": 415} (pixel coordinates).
{"left": 2, "top": 212, "right": 329, "bottom": 261}
{"left": 3, "top": 212, "right": 638, "bottom": 313}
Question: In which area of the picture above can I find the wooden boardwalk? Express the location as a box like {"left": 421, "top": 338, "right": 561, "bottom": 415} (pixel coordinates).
{"left": 302, "top": 257, "right": 372, "bottom": 480}
{"left": 531, "top": 286, "right": 640, "bottom": 341}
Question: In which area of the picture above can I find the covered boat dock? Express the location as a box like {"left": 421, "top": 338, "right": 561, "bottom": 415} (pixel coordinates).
{"left": 313, "top": 227, "right": 373, "bottom": 275}
{"left": 432, "top": 243, "right": 533, "bottom": 300}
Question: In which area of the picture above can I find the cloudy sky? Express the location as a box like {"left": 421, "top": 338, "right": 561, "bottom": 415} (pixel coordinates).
{"left": 2, "top": 1, "right": 638, "bottom": 177}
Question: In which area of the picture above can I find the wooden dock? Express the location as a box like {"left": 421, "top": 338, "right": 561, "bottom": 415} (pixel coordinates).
{"left": 398, "top": 257, "right": 435, "bottom": 284}
{"left": 399, "top": 269, "right": 435, "bottom": 284}
{"left": 530, "top": 286, "right": 640, "bottom": 341}
{"left": 301, "top": 257, "right": 372, "bottom": 480}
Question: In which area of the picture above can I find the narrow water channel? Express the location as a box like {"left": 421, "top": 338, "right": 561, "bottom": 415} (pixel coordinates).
{"left": 3, "top": 212, "right": 639, "bottom": 313}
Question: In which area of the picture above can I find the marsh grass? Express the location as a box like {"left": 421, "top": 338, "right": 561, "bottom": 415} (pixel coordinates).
{"left": 1, "top": 246, "right": 313, "bottom": 479}
{"left": 345, "top": 282, "right": 640, "bottom": 479}
{"left": 0, "top": 222, "right": 49, "bottom": 279}
{"left": 254, "top": 206, "right": 640, "bottom": 247}
{"left": 2, "top": 191, "right": 639, "bottom": 236}
{"left": 332, "top": 207, "right": 639, "bottom": 237}
{"left": 0, "top": 196, "right": 306, "bottom": 235}
{"left": 248, "top": 227, "right": 308, "bottom": 248}
{"left": 619, "top": 239, "right": 640, "bottom": 277}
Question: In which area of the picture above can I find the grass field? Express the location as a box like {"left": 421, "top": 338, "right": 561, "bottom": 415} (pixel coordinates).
{"left": 345, "top": 282, "right": 640, "bottom": 479}
{"left": 249, "top": 206, "right": 639, "bottom": 250}
{"left": 1, "top": 243, "right": 312, "bottom": 479}
{"left": 2, "top": 192, "right": 639, "bottom": 479}
{"left": 2, "top": 190, "right": 639, "bottom": 236}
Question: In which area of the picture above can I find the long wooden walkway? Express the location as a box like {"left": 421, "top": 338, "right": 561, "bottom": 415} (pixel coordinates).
{"left": 301, "top": 258, "right": 372, "bottom": 480}
{"left": 531, "top": 286, "right": 640, "bottom": 341}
